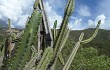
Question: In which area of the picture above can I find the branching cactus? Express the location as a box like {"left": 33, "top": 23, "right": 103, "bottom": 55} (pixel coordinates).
{"left": 1, "top": 0, "right": 42, "bottom": 69}
{"left": 0, "top": 0, "right": 101, "bottom": 70}
{"left": 62, "top": 20, "right": 101, "bottom": 70}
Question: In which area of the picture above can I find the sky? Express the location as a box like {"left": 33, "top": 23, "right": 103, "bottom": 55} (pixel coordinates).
{"left": 0, "top": 0, "right": 110, "bottom": 30}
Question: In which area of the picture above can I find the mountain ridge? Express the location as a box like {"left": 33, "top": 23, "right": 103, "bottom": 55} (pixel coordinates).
{"left": 0, "top": 28, "right": 110, "bottom": 56}
{"left": 0, "top": 19, "right": 8, "bottom": 28}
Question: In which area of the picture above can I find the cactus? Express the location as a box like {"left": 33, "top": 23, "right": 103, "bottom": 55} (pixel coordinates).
{"left": 0, "top": 0, "right": 101, "bottom": 70}
{"left": 63, "top": 32, "right": 84, "bottom": 70}
{"left": 53, "top": 0, "right": 75, "bottom": 56}
{"left": 81, "top": 20, "right": 101, "bottom": 44}
{"left": 36, "top": 47, "right": 53, "bottom": 70}
{"left": 23, "top": 48, "right": 42, "bottom": 70}
{"left": 53, "top": 20, "right": 58, "bottom": 41}
{"left": 8, "top": 11, "right": 42, "bottom": 70}
{"left": 63, "top": 20, "right": 101, "bottom": 70}
{"left": 1, "top": 5, "right": 42, "bottom": 69}
{"left": 50, "top": 0, "right": 75, "bottom": 68}
{"left": 2, "top": 19, "right": 15, "bottom": 62}
{"left": 53, "top": 28, "right": 70, "bottom": 68}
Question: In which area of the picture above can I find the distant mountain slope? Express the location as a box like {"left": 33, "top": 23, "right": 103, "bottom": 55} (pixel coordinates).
{"left": 0, "top": 28, "right": 110, "bottom": 56}
{"left": 69, "top": 28, "right": 110, "bottom": 56}
{"left": 69, "top": 28, "right": 110, "bottom": 41}
{"left": 0, "top": 19, "right": 8, "bottom": 28}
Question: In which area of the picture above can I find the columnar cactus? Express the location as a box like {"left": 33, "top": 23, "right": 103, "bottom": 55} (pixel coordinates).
{"left": 0, "top": 0, "right": 101, "bottom": 70}
{"left": 53, "top": 0, "right": 75, "bottom": 56}
{"left": 2, "top": 4, "right": 42, "bottom": 69}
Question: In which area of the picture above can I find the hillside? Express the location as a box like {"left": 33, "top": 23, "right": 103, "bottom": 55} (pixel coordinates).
{"left": 0, "top": 28, "right": 109, "bottom": 56}
{"left": 54, "top": 28, "right": 110, "bottom": 70}
{"left": 69, "top": 28, "right": 110, "bottom": 57}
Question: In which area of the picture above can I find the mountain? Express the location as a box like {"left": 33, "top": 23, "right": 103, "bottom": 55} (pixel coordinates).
{"left": 0, "top": 28, "right": 110, "bottom": 57}
{"left": 69, "top": 28, "right": 110, "bottom": 41}
{"left": 69, "top": 28, "right": 110, "bottom": 57}
{"left": 0, "top": 19, "right": 8, "bottom": 28}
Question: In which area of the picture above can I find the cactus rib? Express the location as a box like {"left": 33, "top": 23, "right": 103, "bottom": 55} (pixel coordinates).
{"left": 63, "top": 32, "right": 84, "bottom": 70}
{"left": 54, "top": 0, "right": 74, "bottom": 57}
{"left": 6, "top": 10, "right": 42, "bottom": 70}
{"left": 36, "top": 47, "right": 53, "bottom": 70}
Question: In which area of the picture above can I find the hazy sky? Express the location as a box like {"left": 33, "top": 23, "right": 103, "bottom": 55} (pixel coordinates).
{"left": 0, "top": 0, "right": 110, "bottom": 30}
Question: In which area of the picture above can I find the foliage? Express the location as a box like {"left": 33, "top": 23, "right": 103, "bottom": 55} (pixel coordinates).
{"left": 72, "top": 47, "right": 110, "bottom": 70}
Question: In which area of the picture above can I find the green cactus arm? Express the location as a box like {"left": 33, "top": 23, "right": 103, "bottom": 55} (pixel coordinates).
{"left": 64, "top": 0, "right": 75, "bottom": 17}
{"left": 52, "top": 28, "right": 70, "bottom": 69}
{"left": 0, "top": 43, "right": 5, "bottom": 57}
{"left": 51, "top": 50, "right": 65, "bottom": 70}
{"left": 59, "top": 28, "right": 70, "bottom": 52}
{"left": 23, "top": 50, "right": 42, "bottom": 70}
{"left": 36, "top": 47, "right": 53, "bottom": 70}
{"left": 36, "top": 48, "right": 50, "bottom": 69}
{"left": 53, "top": 20, "right": 58, "bottom": 41}
{"left": 16, "top": 30, "right": 24, "bottom": 38}
{"left": 33, "top": 0, "right": 41, "bottom": 9}
{"left": 4, "top": 10, "right": 42, "bottom": 70}
{"left": 54, "top": 0, "right": 75, "bottom": 57}
{"left": 12, "top": 33, "right": 16, "bottom": 40}
{"left": 58, "top": 29, "right": 70, "bottom": 65}
{"left": 58, "top": 52, "right": 65, "bottom": 65}
{"left": 8, "top": 19, "right": 11, "bottom": 32}
{"left": 31, "top": 46, "right": 38, "bottom": 57}
{"left": 53, "top": 20, "right": 57, "bottom": 29}
{"left": 81, "top": 20, "right": 101, "bottom": 44}
{"left": 63, "top": 32, "right": 84, "bottom": 70}
{"left": 58, "top": 28, "right": 70, "bottom": 64}
{"left": 16, "top": 11, "right": 42, "bottom": 70}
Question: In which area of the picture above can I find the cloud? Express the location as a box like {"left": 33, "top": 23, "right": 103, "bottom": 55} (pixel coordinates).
{"left": 0, "top": 0, "right": 64, "bottom": 29}
{"left": 0, "top": 0, "right": 109, "bottom": 30}
{"left": 17, "top": 14, "right": 30, "bottom": 28}
{"left": 44, "top": 1, "right": 63, "bottom": 28}
{"left": 45, "top": 0, "right": 66, "bottom": 10}
{"left": 88, "top": 20, "right": 96, "bottom": 28}
{"left": 40, "top": 0, "right": 110, "bottom": 30}
{"left": 96, "top": 14, "right": 106, "bottom": 25}
{"left": 77, "top": 5, "right": 91, "bottom": 17}
{"left": 69, "top": 14, "right": 107, "bottom": 30}
{"left": 44, "top": 1, "right": 87, "bottom": 30}
{"left": 69, "top": 18, "right": 86, "bottom": 30}
{"left": 0, "top": 0, "right": 35, "bottom": 28}
{"left": 87, "top": 14, "right": 107, "bottom": 29}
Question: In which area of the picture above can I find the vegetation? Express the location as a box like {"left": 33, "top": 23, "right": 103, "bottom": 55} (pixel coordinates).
{"left": 55, "top": 40, "right": 110, "bottom": 70}
{"left": 0, "top": 0, "right": 109, "bottom": 70}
